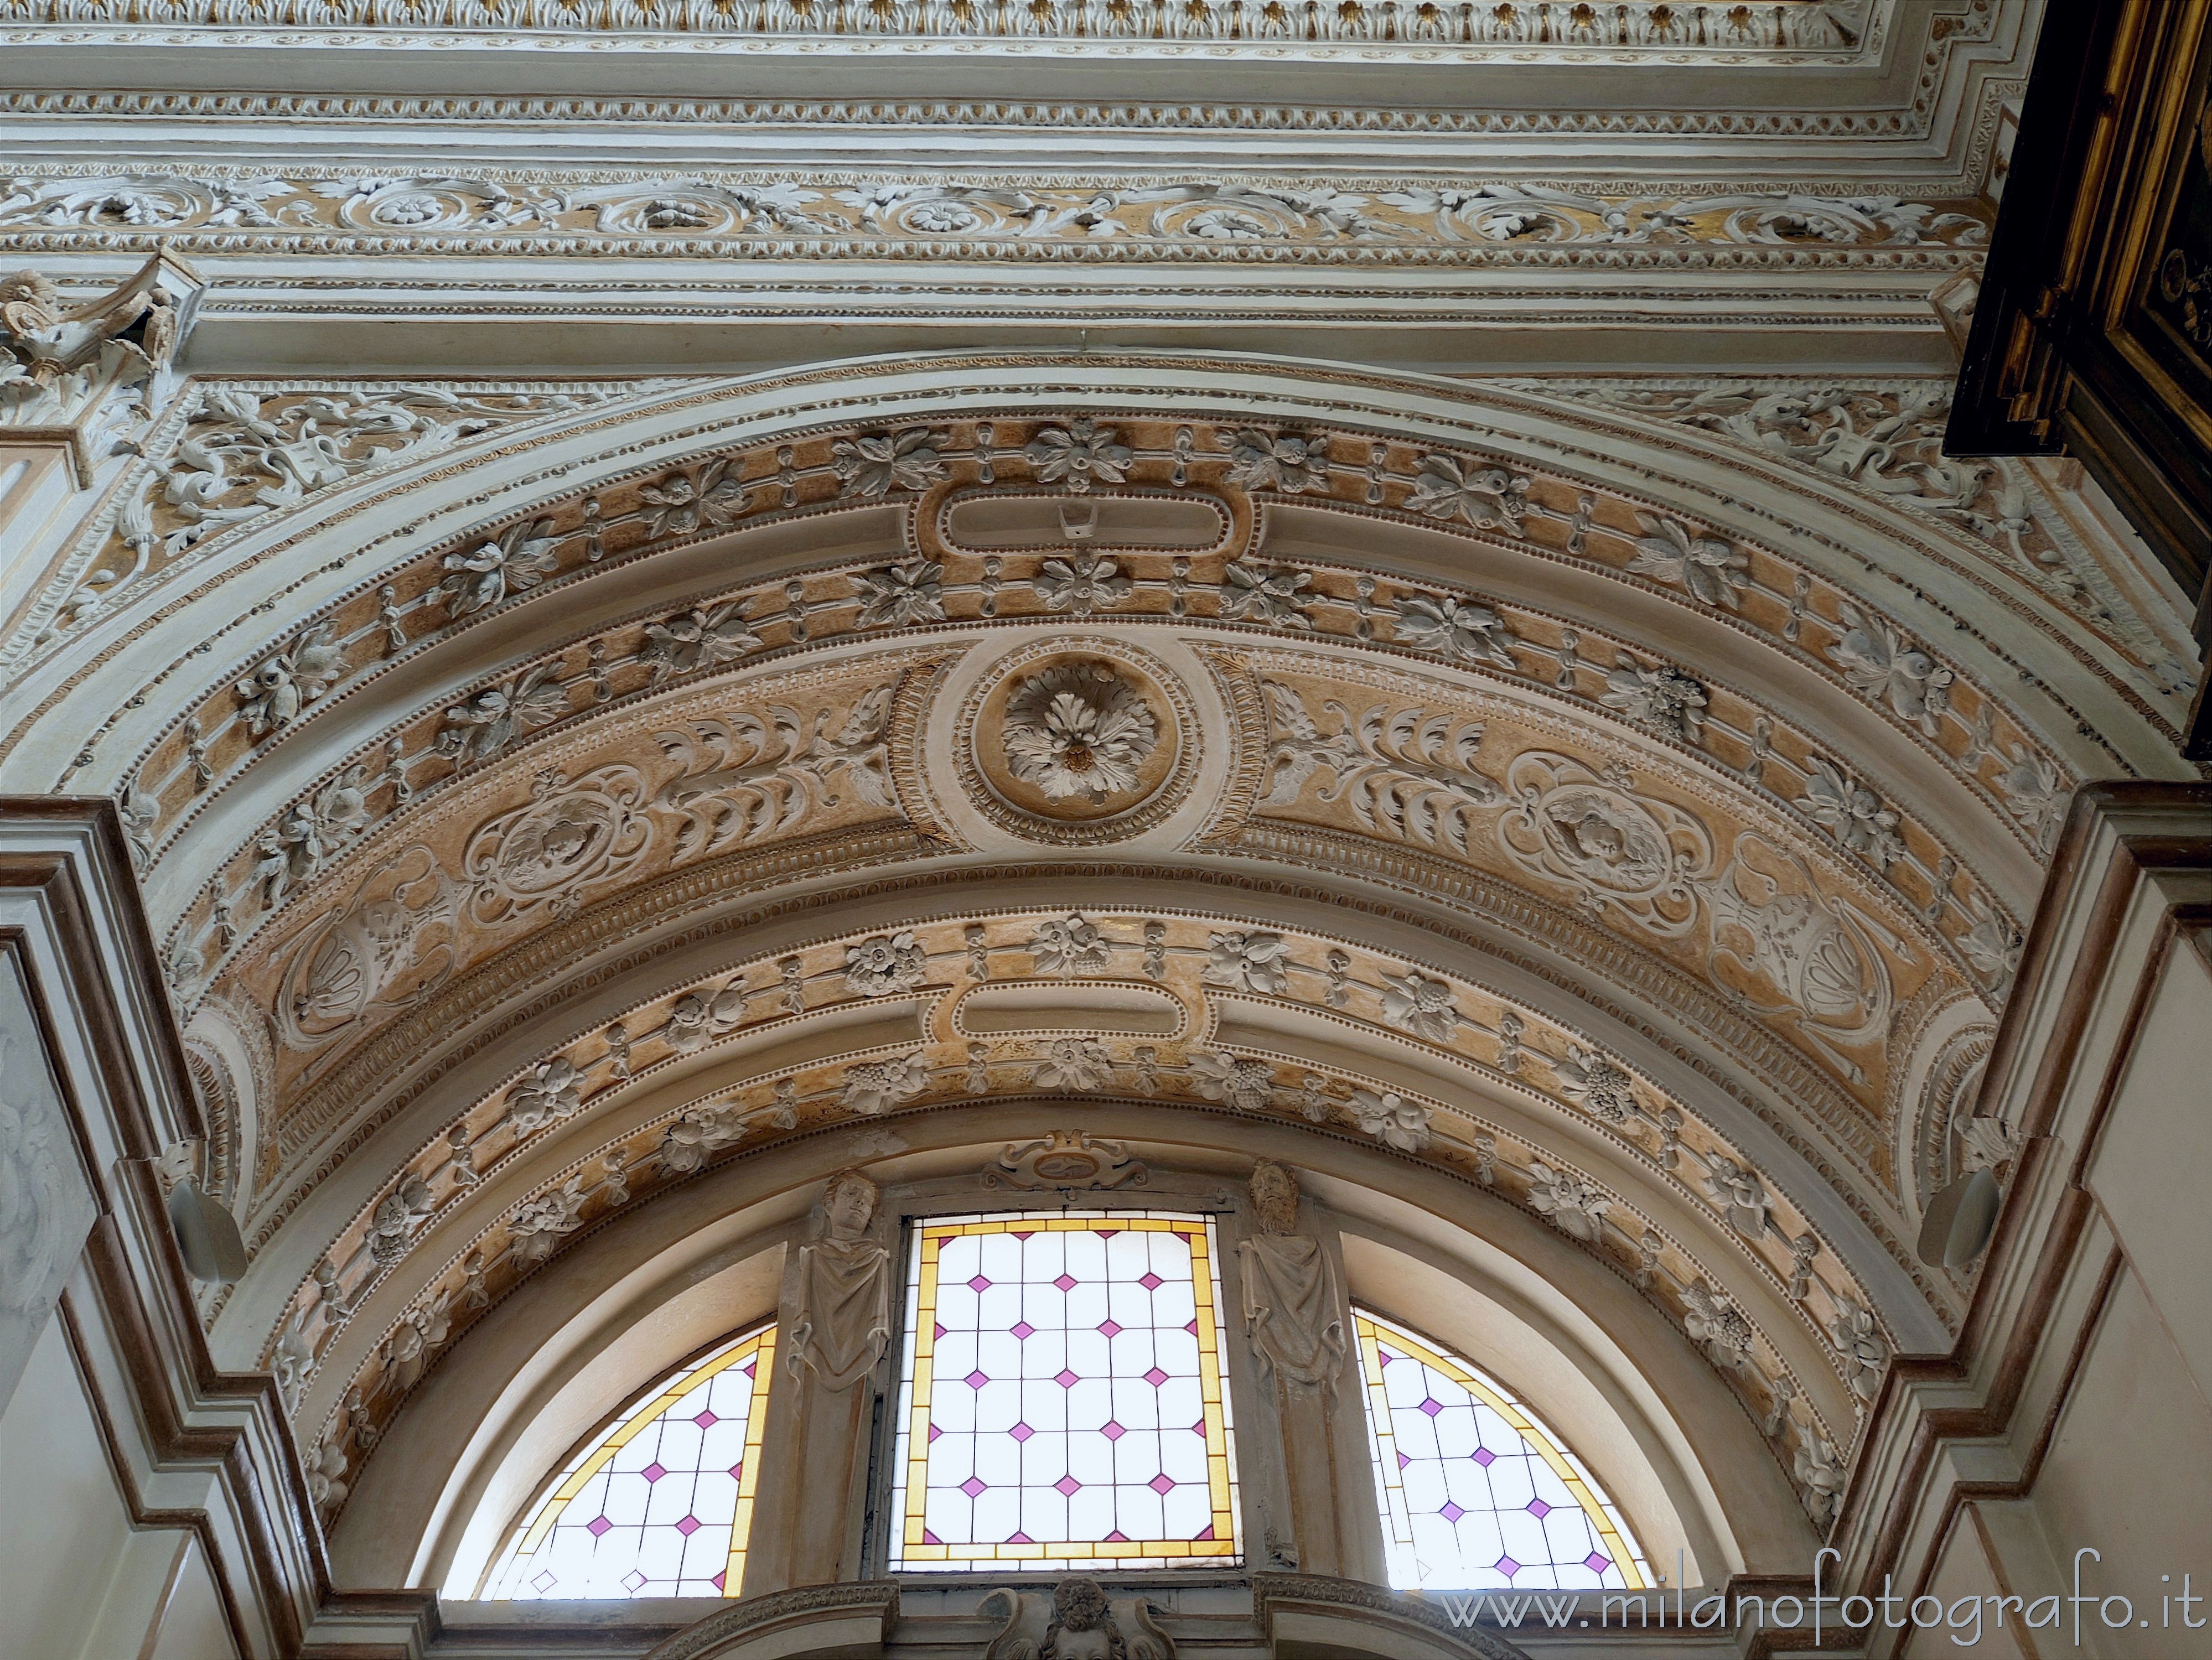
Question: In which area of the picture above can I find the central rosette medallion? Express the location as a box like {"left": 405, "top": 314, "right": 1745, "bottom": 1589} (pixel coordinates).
{"left": 957, "top": 639, "right": 1196, "bottom": 844}
{"left": 1002, "top": 662, "right": 1159, "bottom": 805}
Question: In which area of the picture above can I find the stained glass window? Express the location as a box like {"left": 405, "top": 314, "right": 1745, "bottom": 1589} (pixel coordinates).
{"left": 888, "top": 1212, "right": 1241, "bottom": 1571}
{"left": 480, "top": 1323, "right": 778, "bottom": 1599}
{"left": 1354, "top": 1309, "right": 1649, "bottom": 1593}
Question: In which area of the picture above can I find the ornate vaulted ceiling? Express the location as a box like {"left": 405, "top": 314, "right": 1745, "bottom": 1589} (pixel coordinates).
{"left": 6, "top": 344, "right": 2195, "bottom": 1553}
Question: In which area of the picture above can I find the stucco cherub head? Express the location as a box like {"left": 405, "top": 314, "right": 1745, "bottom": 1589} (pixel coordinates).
{"left": 822, "top": 1168, "right": 879, "bottom": 1241}
{"left": 1044, "top": 1576, "right": 1122, "bottom": 1660}
{"left": 1249, "top": 1159, "right": 1300, "bottom": 1236}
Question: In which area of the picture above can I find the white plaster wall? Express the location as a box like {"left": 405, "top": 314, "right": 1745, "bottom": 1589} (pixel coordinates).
{"left": 0, "top": 1318, "right": 241, "bottom": 1660}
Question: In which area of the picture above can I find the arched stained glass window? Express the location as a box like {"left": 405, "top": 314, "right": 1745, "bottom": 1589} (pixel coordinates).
{"left": 887, "top": 1211, "right": 1242, "bottom": 1572}
{"left": 480, "top": 1323, "right": 778, "bottom": 1599}
{"left": 1354, "top": 1309, "right": 1650, "bottom": 1594}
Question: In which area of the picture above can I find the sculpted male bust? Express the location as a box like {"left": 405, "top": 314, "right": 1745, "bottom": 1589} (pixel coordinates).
{"left": 786, "top": 1167, "right": 892, "bottom": 1391}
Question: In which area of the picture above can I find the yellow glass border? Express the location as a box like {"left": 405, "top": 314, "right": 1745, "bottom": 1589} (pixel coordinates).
{"left": 1354, "top": 1310, "right": 1648, "bottom": 1592}
{"left": 890, "top": 1212, "right": 1241, "bottom": 1568}
{"left": 485, "top": 1322, "right": 778, "bottom": 1599}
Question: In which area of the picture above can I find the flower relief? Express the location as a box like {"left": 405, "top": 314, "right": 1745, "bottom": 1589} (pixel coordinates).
{"left": 1623, "top": 515, "right": 1747, "bottom": 609}
{"left": 1191, "top": 1051, "right": 1276, "bottom": 1111}
{"left": 1225, "top": 429, "right": 1330, "bottom": 494}
{"left": 1682, "top": 1279, "right": 1755, "bottom": 1372}
{"left": 438, "top": 516, "right": 560, "bottom": 618}
{"left": 1028, "top": 913, "right": 1112, "bottom": 976}
{"left": 638, "top": 600, "right": 761, "bottom": 684}
{"left": 438, "top": 665, "right": 568, "bottom": 766}
{"left": 1826, "top": 603, "right": 1953, "bottom": 734}
{"left": 235, "top": 621, "right": 346, "bottom": 735}
{"left": 1024, "top": 418, "right": 1132, "bottom": 491}
{"left": 1405, "top": 453, "right": 1529, "bottom": 535}
{"left": 1001, "top": 662, "right": 1158, "bottom": 805}
{"left": 1201, "top": 930, "right": 1293, "bottom": 995}
{"left": 1391, "top": 591, "right": 1521, "bottom": 669}
{"left": 639, "top": 457, "right": 745, "bottom": 536}
{"left": 1697, "top": 1154, "right": 1773, "bottom": 1241}
{"left": 841, "top": 1054, "right": 931, "bottom": 1116}
{"left": 1553, "top": 1045, "right": 1640, "bottom": 1125}
{"left": 1033, "top": 552, "right": 1132, "bottom": 616}
{"left": 1347, "top": 1088, "right": 1432, "bottom": 1152}
{"left": 1220, "top": 561, "right": 1315, "bottom": 629}
{"left": 505, "top": 1056, "right": 586, "bottom": 1133}
{"left": 832, "top": 427, "right": 949, "bottom": 499}
{"left": 1525, "top": 1161, "right": 1609, "bottom": 1242}
{"left": 1599, "top": 656, "right": 1708, "bottom": 743}
{"left": 509, "top": 1174, "right": 589, "bottom": 1265}
{"left": 1032, "top": 1038, "right": 1113, "bottom": 1091}
{"left": 1801, "top": 755, "right": 1905, "bottom": 872}
{"left": 1377, "top": 969, "right": 1462, "bottom": 1043}
{"left": 845, "top": 930, "right": 927, "bottom": 997}
{"left": 253, "top": 766, "right": 370, "bottom": 906}
{"left": 853, "top": 559, "right": 946, "bottom": 628}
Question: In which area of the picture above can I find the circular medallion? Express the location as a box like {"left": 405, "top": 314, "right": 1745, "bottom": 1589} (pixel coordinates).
{"left": 957, "top": 639, "right": 1198, "bottom": 844}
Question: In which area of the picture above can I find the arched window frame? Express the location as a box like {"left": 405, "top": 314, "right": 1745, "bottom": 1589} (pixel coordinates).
{"left": 1353, "top": 1307, "right": 1651, "bottom": 1594}
{"left": 478, "top": 1321, "right": 779, "bottom": 1600}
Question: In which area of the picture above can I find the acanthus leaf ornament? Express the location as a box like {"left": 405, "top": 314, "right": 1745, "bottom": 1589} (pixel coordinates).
{"left": 1260, "top": 680, "right": 1500, "bottom": 850}
{"left": 1001, "top": 662, "right": 1158, "bottom": 804}
{"left": 650, "top": 686, "right": 896, "bottom": 856}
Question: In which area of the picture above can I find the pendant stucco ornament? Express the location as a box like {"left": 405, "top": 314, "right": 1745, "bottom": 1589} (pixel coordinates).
{"left": 957, "top": 640, "right": 1199, "bottom": 843}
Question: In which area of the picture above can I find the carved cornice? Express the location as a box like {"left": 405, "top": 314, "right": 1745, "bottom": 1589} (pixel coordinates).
{"left": 0, "top": 0, "right": 1885, "bottom": 58}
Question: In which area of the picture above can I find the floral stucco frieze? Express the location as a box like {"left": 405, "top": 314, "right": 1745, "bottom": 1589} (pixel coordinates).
{"left": 266, "top": 906, "right": 1889, "bottom": 1534}
{"left": 0, "top": 170, "right": 1989, "bottom": 268}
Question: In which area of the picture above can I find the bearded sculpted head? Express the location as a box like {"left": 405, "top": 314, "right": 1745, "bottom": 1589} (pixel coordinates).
{"left": 1249, "top": 1159, "right": 1301, "bottom": 1235}
{"left": 821, "top": 1168, "right": 880, "bottom": 1241}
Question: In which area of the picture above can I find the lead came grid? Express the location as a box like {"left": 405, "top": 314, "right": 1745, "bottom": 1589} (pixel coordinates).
{"left": 1354, "top": 1310, "right": 1649, "bottom": 1594}
{"left": 888, "top": 1212, "right": 1241, "bottom": 1570}
{"left": 481, "top": 1324, "right": 778, "bottom": 1599}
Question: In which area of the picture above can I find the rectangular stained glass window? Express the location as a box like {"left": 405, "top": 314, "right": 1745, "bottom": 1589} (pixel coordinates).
{"left": 1355, "top": 1309, "right": 1649, "bottom": 1593}
{"left": 888, "top": 1211, "right": 1241, "bottom": 1571}
{"left": 480, "top": 1322, "right": 778, "bottom": 1599}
